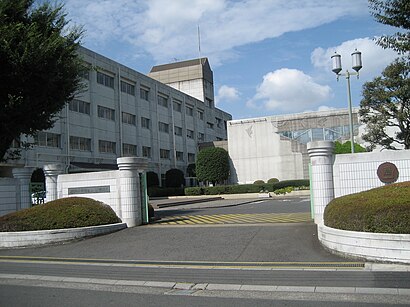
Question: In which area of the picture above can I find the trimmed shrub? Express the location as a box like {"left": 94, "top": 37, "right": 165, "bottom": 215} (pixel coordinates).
{"left": 274, "top": 187, "right": 294, "bottom": 195}
{"left": 147, "top": 171, "right": 159, "bottom": 187}
{"left": 196, "top": 147, "right": 230, "bottom": 184}
{"left": 186, "top": 163, "right": 196, "bottom": 177}
{"left": 184, "top": 187, "right": 203, "bottom": 196}
{"left": 272, "top": 179, "right": 309, "bottom": 190}
{"left": 0, "top": 197, "right": 121, "bottom": 232}
{"left": 165, "top": 168, "right": 185, "bottom": 188}
{"left": 254, "top": 180, "right": 265, "bottom": 184}
{"left": 267, "top": 178, "right": 279, "bottom": 184}
{"left": 148, "top": 187, "right": 185, "bottom": 197}
{"left": 324, "top": 181, "right": 410, "bottom": 234}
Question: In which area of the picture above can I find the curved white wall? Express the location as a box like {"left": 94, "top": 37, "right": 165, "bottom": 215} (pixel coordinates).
{"left": 318, "top": 224, "right": 410, "bottom": 264}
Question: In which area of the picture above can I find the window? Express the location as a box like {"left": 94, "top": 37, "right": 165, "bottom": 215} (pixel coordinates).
{"left": 34, "top": 132, "right": 60, "bottom": 148}
{"left": 70, "top": 136, "right": 91, "bottom": 151}
{"left": 198, "top": 132, "right": 205, "bottom": 142}
{"left": 173, "top": 100, "right": 182, "bottom": 112}
{"left": 206, "top": 98, "right": 213, "bottom": 108}
{"left": 207, "top": 122, "right": 214, "bottom": 129}
{"left": 98, "top": 106, "right": 115, "bottom": 121}
{"left": 188, "top": 153, "right": 195, "bottom": 163}
{"left": 121, "top": 81, "right": 135, "bottom": 95}
{"left": 216, "top": 137, "right": 223, "bottom": 141}
{"left": 69, "top": 99, "right": 90, "bottom": 115}
{"left": 158, "top": 94, "right": 168, "bottom": 108}
{"left": 122, "top": 112, "right": 136, "bottom": 125}
{"left": 186, "top": 105, "right": 193, "bottom": 116}
{"left": 97, "top": 71, "right": 114, "bottom": 88}
{"left": 187, "top": 129, "right": 194, "bottom": 139}
{"left": 176, "top": 151, "right": 184, "bottom": 161}
{"left": 160, "top": 149, "right": 170, "bottom": 159}
{"left": 99, "top": 140, "right": 116, "bottom": 154}
{"left": 141, "top": 117, "right": 150, "bottom": 129}
{"left": 174, "top": 126, "right": 182, "bottom": 136}
{"left": 216, "top": 117, "right": 222, "bottom": 128}
{"left": 159, "top": 122, "right": 169, "bottom": 133}
{"left": 123, "top": 143, "right": 137, "bottom": 156}
{"left": 79, "top": 70, "right": 89, "bottom": 80}
{"left": 140, "top": 87, "right": 149, "bottom": 100}
{"left": 197, "top": 110, "right": 204, "bottom": 120}
{"left": 142, "top": 146, "right": 151, "bottom": 158}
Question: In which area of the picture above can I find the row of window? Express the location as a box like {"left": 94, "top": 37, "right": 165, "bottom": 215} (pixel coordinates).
{"left": 35, "top": 132, "right": 196, "bottom": 162}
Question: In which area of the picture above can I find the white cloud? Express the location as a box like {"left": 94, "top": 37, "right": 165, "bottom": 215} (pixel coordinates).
{"left": 311, "top": 37, "right": 399, "bottom": 80}
{"left": 247, "top": 69, "right": 332, "bottom": 113}
{"left": 65, "top": 0, "right": 367, "bottom": 64}
{"left": 215, "top": 85, "right": 240, "bottom": 104}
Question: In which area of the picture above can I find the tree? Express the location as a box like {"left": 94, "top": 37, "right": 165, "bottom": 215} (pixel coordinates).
{"left": 165, "top": 168, "right": 185, "bottom": 188}
{"left": 196, "top": 147, "right": 230, "bottom": 185}
{"left": 334, "top": 141, "right": 367, "bottom": 154}
{"left": 186, "top": 163, "right": 196, "bottom": 177}
{"left": 368, "top": 0, "right": 410, "bottom": 55}
{"left": 0, "top": 0, "right": 85, "bottom": 160}
{"left": 359, "top": 58, "right": 410, "bottom": 149}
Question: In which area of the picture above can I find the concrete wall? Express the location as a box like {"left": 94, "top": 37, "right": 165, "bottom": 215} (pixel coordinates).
{"left": 228, "top": 118, "right": 304, "bottom": 184}
{"left": 333, "top": 150, "right": 410, "bottom": 198}
{"left": 0, "top": 178, "right": 18, "bottom": 216}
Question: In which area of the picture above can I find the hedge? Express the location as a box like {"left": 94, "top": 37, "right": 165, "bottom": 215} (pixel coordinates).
{"left": 148, "top": 187, "right": 185, "bottom": 197}
{"left": 0, "top": 197, "right": 121, "bottom": 232}
{"left": 324, "top": 181, "right": 410, "bottom": 234}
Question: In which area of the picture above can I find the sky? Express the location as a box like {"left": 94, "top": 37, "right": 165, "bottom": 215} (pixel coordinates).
{"left": 61, "top": 0, "right": 400, "bottom": 120}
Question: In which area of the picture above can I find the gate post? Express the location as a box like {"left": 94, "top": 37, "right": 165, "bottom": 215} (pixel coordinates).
{"left": 307, "top": 141, "right": 335, "bottom": 224}
{"left": 12, "top": 167, "right": 34, "bottom": 210}
{"left": 43, "top": 164, "right": 64, "bottom": 202}
{"left": 117, "top": 157, "right": 148, "bottom": 227}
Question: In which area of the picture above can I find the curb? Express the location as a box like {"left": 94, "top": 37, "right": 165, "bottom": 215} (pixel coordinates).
{"left": 1, "top": 274, "right": 409, "bottom": 296}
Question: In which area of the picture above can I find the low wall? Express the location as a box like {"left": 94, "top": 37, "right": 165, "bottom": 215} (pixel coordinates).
{"left": 333, "top": 150, "right": 410, "bottom": 198}
{"left": 318, "top": 224, "right": 410, "bottom": 264}
{"left": 0, "top": 223, "right": 127, "bottom": 248}
{"left": 0, "top": 178, "right": 18, "bottom": 216}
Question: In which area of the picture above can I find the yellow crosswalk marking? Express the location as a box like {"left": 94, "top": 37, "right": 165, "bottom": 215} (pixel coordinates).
{"left": 155, "top": 212, "right": 312, "bottom": 225}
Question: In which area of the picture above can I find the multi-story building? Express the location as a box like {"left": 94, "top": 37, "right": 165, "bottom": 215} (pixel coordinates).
{"left": 0, "top": 47, "right": 232, "bottom": 183}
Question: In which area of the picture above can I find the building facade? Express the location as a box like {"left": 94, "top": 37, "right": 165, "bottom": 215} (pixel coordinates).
{"left": 0, "top": 47, "right": 232, "bottom": 182}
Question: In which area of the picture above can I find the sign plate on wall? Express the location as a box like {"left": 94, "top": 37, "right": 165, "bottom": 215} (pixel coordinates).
{"left": 68, "top": 185, "right": 110, "bottom": 195}
{"left": 377, "top": 162, "right": 399, "bottom": 184}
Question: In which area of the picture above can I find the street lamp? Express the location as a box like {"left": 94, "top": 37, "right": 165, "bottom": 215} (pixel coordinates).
{"left": 331, "top": 49, "right": 362, "bottom": 153}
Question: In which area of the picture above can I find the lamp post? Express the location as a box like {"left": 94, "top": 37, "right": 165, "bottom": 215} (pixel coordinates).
{"left": 331, "top": 49, "right": 362, "bottom": 153}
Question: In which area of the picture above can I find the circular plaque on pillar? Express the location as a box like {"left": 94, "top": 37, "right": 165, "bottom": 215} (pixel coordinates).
{"left": 377, "top": 162, "right": 399, "bottom": 184}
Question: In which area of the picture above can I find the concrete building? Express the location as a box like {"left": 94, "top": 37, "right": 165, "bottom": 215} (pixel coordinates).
{"left": 0, "top": 47, "right": 232, "bottom": 184}
{"left": 227, "top": 108, "right": 361, "bottom": 184}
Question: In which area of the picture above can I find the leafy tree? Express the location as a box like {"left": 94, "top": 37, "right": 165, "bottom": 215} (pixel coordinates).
{"left": 368, "top": 0, "right": 410, "bottom": 55}
{"left": 165, "top": 168, "right": 185, "bottom": 188}
{"left": 196, "top": 147, "right": 230, "bottom": 185}
{"left": 0, "top": 0, "right": 85, "bottom": 160}
{"left": 334, "top": 141, "right": 367, "bottom": 154}
{"left": 359, "top": 58, "right": 410, "bottom": 149}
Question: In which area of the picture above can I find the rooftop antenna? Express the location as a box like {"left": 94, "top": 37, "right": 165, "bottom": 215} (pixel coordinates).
{"left": 197, "top": 24, "right": 202, "bottom": 65}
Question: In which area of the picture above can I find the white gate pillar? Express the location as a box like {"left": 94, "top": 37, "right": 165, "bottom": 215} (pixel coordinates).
{"left": 117, "top": 157, "right": 148, "bottom": 227}
{"left": 12, "top": 167, "right": 34, "bottom": 210}
{"left": 307, "top": 141, "right": 335, "bottom": 224}
{"left": 43, "top": 164, "right": 64, "bottom": 202}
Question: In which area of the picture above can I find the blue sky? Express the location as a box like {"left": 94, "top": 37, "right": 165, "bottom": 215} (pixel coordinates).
{"left": 62, "top": 0, "right": 399, "bottom": 120}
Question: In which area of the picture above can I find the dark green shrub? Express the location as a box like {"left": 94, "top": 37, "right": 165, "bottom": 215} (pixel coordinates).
{"left": 196, "top": 147, "right": 230, "bottom": 184}
{"left": 274, "top": 187, "right": 294, "bottom": 195}
{"left": 272, "top": 179, "right": 309, "bottom": 190}
{"left": 0, "top": 197, "right": 121, "bottom": 232}
{"left": 324, "top": 181, "right": 410, "bottom": 234}
{"left": 186, "top": 163, "right": 196, "bottom": 177}
{"left": 184, "top": 187, "right": 203, "bottom": 196}
{"left": 267, "top": 178, "right": 279, "bottom": 184}
{"left": 146, "top": 171, "right": 159, "bottom": 187}
{"left": 254, "top": 180, "right": 265, "bottom": 184}
{"left": 165, "top": 168, "right": 185, "bottom": 188}
{"left": 148, "top": 187, "right": 185, "bottom": 197}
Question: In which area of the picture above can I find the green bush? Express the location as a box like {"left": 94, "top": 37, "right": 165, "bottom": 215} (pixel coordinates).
{"left": 253, "top": 180, "right": 265, "bottom": 184}
{"left": 148, "top": 187, "right": 185, "bottom": 197}
{"left": 274, "top": 187, "right": 294, "bottom": 195}
{"left": 165, "top": 168, "right": 185, "bottom": 188}
{"left": 324, "top": 181, "right": 410, "bottom": 234}
{"left": 0, "top": 197, "right": 121, "bottom": 232}
{"left": 184, "top": 187, "right": 203, "bottom": 196}
{"left": 272, "top": 180, "right": 309, "bottom": 190}
{"left": 267, "top": 178, "right": 279, "bottom": 184}
{"left": 147, "top": 171, "right": 159, "bottom": 187}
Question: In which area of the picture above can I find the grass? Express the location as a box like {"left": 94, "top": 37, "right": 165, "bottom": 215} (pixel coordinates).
{"left": 324, "top": 181, "right": 410, "bottom": 234}
{"left": 0, "top": 197, "right": 122, "bottom": 232}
